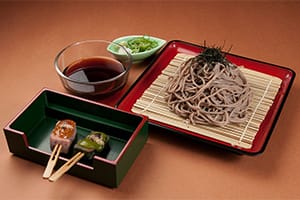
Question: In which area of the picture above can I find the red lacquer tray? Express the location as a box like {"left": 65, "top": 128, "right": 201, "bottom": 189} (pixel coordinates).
{"left": 117, "top": 40, "right": 295, "bottom": 155}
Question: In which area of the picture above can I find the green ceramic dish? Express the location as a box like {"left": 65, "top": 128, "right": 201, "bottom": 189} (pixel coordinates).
{"left": 108, "top": 35, "right": 166, "bottom": 63}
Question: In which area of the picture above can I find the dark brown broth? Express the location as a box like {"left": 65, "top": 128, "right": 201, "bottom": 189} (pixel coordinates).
{"left": 64, "top": 57, "right": 125, "bottom": 82}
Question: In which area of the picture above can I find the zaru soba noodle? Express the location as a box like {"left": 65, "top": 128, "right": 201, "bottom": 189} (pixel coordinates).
{"left": 165, "top": 47, "right": 253, "bottom": 127}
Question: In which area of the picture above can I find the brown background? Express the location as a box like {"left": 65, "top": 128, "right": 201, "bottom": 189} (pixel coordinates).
{"left": 1, "top": 1, "right": 299, "bottom": 199}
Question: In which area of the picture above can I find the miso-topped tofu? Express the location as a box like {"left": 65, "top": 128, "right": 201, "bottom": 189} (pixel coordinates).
{"left": 74, "top": 131, "right": 109, "bottom": 160}
{"left": 50, "top": 119, "right": 77, "bottom": 154}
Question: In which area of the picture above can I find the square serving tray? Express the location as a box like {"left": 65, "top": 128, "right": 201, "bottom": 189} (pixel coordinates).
{"left": 3, "top": 88, "right": 148, "bottom": 187}
{"left": 117, "top": 40, "right": 295, "bottom": 155}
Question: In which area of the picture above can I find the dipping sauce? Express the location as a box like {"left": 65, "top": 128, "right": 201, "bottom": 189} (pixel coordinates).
{"left": 63, "top": 57, "right": 125, "bottom": 82}
{"left": 62, "top": 56, "right": 127, "bottom": 96}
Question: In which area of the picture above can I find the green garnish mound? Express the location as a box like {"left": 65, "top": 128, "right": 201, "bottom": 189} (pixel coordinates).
{"left": 120, "top": 36, "right": 158, "bottom": 54}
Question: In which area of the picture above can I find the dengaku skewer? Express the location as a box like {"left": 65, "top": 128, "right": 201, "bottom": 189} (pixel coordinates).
{"left": 48, "top": 131, "right": 109, "bottom": 182}
{"left": 43, "top": 119, "right": 77, "bottom": 178}
{"left": 74, "top": 131, "right": 110, "bottom": 160}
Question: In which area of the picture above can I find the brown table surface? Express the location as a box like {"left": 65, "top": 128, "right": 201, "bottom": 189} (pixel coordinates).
{"left": 1, "top": 1, "right": 300, "bottom": 199}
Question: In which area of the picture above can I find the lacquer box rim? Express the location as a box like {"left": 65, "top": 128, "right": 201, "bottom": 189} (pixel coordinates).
{"left": 3, "top": 88, "right": 148, "bottom": 187}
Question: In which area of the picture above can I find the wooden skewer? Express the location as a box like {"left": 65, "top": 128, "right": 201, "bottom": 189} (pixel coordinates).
{"left": 48, "top": 152, "right": 85, "bottom": 182}
{"left": 42, "top": 144, "right": 62, "bottom": 179}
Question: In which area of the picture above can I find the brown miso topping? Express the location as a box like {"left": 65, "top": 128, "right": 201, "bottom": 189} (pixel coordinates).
{"left": 52, "top": 120, "right": 76, "bottom": 139}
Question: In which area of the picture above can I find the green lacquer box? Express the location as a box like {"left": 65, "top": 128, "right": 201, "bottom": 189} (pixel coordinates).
{"left": 3, "top": 88, "right": 148, "bottom": 187}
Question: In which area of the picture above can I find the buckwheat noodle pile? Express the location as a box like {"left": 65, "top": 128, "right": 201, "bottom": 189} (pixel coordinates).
{"left": 131, "top": 49, "right": 282, "bottom": 148}
{"left": 165, "top": 47, "right": 252, "bottom": 127}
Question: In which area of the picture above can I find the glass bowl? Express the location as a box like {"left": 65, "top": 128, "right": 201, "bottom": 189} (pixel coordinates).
{"left": 54, "top": 40, "right": 132, "bottom": 97}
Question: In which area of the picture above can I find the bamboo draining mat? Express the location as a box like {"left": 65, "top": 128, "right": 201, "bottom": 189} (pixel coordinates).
{"left": 131, "top": 53, "right": 282, "bottom": 149}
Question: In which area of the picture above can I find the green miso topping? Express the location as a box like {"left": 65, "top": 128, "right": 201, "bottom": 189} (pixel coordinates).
{"left": 77, "top": 131, "right": 109, "bottom": 152}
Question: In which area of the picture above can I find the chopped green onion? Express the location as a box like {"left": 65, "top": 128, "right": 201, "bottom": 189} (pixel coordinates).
{"left": 119, "top": 36, "right": 158, "bottom": 54}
